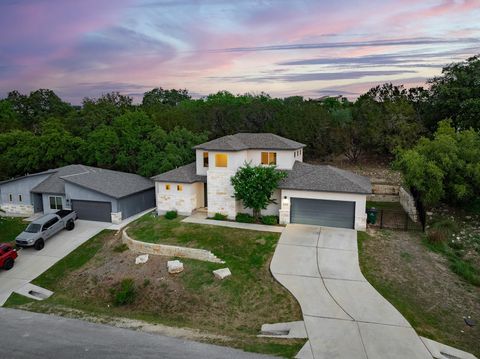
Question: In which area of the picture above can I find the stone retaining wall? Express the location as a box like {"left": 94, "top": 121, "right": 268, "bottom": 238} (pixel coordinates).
{"left": 399, "top": 187, "right": 418, "bottom": 222}
{"left": 122, "top": 228, "right": 224, "bottom": 263}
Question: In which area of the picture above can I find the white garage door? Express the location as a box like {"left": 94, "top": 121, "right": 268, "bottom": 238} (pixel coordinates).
{"left": 290, "top": 198, "right": 355, "bottom": 229}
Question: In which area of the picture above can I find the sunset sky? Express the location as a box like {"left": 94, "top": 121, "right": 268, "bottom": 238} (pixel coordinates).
{"left": 1, "top": 0, "right": 479, "bottom": 104}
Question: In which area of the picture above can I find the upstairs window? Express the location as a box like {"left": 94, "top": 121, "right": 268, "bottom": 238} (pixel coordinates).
{"left": 8, "top": 194, "right": 13, "bottom": 202}
{"left": 261, "top": 152, "right": 277, "bottom": 165}
{"left": 177, "top": 184, "right": 183, "bottom": 191}
{"left": 18, "top": 194, "right": 22, "bottom": 202}
{"left": 165, "top": 184, "right": 171, "bottom": 190}
{"left": 215, "top": 153, "right": 228, "bottom": 168}
{"left": 203, "top": 152, "right": 209, "bottom": 167}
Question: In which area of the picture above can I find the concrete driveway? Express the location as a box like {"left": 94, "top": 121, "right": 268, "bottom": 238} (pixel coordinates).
{"left": 271, "top": 224, "right": 433, "bottom": 359}
{"left": 0, "top": 220, "right": 109, "bottom": 306}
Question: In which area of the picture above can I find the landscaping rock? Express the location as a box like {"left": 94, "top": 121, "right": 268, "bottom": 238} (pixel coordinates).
{"left": 135, "top": 254, "right": 149, "bottom": 264}
{"left": 167, "top": 260, "right": 184, "bottom": 274}
{"left": 213, "top": 267, "right": 231, "bottom": 280}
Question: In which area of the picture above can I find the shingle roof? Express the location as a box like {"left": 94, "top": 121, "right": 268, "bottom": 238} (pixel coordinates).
{"left": 0, "top": 169, "right": 57, "bottom": 185}
{"left": 279, "top": 161, "right": 372, "bottom": 194}
{"left": 151, "top": 162, "right": 207, "bottom": 183}
{"left": 193, "top": 133, "right": 305, "bottom": 151}
{"left": 30, "top": 164, "right": 154, "bottom": 198}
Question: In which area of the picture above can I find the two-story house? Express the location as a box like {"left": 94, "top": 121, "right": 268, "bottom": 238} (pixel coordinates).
{"left": 151, "top": 133, "right": 371, "bottom": 230}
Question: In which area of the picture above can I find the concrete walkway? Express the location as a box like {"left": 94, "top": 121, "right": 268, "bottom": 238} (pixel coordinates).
{"left": 182, "top": 212, "right": 284, "bottom": 233}
{"left": 0, "top": 220, "right": 109, "bottom": 306}
{"left": 270, "top": 224, "right": 468, "bottom": 359}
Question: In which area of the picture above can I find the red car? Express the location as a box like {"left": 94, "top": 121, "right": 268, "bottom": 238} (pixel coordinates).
{"left": 0, "top": 243, "right": 18, "bottom": 270}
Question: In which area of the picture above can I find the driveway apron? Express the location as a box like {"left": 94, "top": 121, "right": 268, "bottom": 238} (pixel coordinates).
{"left": 270, "top": 224, "right": 432, "bottom": 359}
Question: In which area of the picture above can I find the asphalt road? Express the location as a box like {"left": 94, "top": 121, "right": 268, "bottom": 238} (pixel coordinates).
{"left": 0, "top": 308, "right": 276, "bottom": 359}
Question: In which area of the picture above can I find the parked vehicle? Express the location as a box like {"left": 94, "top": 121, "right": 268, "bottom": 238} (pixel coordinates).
{"left": 15, "top": 210, "right": 78, "bottom": 250}
{"left": 0, "top": 243, "right": 18, "bottom": 270}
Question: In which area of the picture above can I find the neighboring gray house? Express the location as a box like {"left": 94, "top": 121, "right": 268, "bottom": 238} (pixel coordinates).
{"left": 0, "top": 165, "right": 155, "bottom": 223}
{"left": 152, "top": 133, "right": 372, "bottom": 230}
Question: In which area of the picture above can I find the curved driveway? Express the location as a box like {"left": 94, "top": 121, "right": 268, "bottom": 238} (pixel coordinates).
{"left": 271, "top": 224, "right": 432, "bottom": 359}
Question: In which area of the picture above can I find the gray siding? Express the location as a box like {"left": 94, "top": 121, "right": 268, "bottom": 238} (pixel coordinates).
{"left": 118, "top": 188, "right": 155, "bottom": 219}
{"left": 0, "top": 174, "right": 51, "bottom": 205}
{"left": 64, "top": 182, "right": 118, "bottom": 212}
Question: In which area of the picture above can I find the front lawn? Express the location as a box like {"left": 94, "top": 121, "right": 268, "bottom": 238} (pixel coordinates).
{"left": 0, "top": 217, "right": 27, "bottom": 243}
{"left": 358, "top": 229, "right": 480, "bottom": 357}
{"left": 6, "top": 214, "right": 304, "bottom": 358}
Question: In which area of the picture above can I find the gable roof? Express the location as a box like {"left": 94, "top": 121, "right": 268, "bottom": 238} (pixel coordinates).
{"left": 193, "top": 133, "right": 305, "bottom": 151}
{"left": 279, "top": 161, "right": 372, "bottom": 194}
{"left": 151, "top": 162, "right": 207, "bottom": 183}
{"left": 0, "top": 169, "right": 57, "bottom": 185}
{"left": 29, "top": 164, "right": 154, "bottom": 199}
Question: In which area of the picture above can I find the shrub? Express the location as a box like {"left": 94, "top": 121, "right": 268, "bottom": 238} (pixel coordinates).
{"left": 165, "top": 210, "right": 177, "bottom": 220}
{"left": 110, "top": 278, "right": 136, "bottom": 306}
{"left": 261, "top": 215, "right": 278, "bottom": 225}
{"left": 213, "top": 213, "right": 228, "bottom": 221}
{"left": 426, "top": 229, "right": 447, "bottom": 244}
{"left": 113, "top": 243, "right": 128, "bottom": 253}
{"left": 430, "top": 218, "right": 459, "bottom": 234}
{"left": 236, "top": 213, "right": 254, "bottom": 223}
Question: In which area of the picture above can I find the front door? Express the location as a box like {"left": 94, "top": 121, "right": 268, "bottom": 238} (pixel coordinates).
{"left": 33, "top": 193, "right": 43, "bottom": 213}
{"left": 204, "top": 183, "right": 208, "bottom": 207}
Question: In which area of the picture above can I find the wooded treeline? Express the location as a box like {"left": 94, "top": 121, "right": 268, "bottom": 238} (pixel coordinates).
{"left": 1, "top": 55, "right": 479, "bottom": 201}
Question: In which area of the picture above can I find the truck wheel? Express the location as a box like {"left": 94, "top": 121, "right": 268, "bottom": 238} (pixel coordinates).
{"left": 34, "top": 239, "right": 45, "bottom": 251}
{"left": 3, "top": 258, "right": 14, "bottom": 270}
{"left": 66, "top": 220, "right": 75, "bottom": 231}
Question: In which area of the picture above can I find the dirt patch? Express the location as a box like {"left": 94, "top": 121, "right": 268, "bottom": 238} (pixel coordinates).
{"left": 360, "top": 229, "right": 480, "bottom": 356}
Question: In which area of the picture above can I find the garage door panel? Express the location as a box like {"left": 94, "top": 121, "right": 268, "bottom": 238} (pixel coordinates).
{"left": 71, "top": 200, "right": 112, "bottom": 222}
{"left": 291, "top": 198, "right": 355, "bottom": 229}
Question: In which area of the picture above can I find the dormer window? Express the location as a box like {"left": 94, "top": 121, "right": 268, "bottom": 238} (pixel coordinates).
{"left": 261, "top": 152, "right": 277, "bottom": 165}
{"left": 203, "top": 152, "right": 209, "bottom": 167}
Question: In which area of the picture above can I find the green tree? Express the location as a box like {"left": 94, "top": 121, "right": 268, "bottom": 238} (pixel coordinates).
{"left": 231, "top": 163, "right": 287, "bottom": 221}
{"left": 142, "top": 87, "right": 191, "bottom": 107}
{"left": 395, "top": 120, "right": 480, "bottom": 207}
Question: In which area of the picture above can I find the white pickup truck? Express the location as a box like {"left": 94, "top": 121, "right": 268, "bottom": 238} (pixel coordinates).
{"left": 15, "top": 210, "right": 78, "bottom": 250}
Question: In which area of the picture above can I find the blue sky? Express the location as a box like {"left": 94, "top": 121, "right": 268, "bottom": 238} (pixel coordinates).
{"left": 0, "top": 0, "right": 479, "bottom": 103}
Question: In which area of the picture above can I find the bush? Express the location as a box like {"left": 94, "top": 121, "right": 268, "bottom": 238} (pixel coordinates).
{"left": 236, "top": 213, "right": 255, "bottom": 223}
{"left": 426, "top": 229, "right": 447, "bottom": 244}
{"left": 113, "top": 243, "right": 128, "bottom": 253}
{"left": 213, "top": 213, "right": 228, "bottom": 221}
{"left": 165, "top": 210, "right": 177, "bottom": 220}
{"left": 110, "top": 278, "right": 136, "bottom": 306}
{"left": 261, "top": 215, "right": 278, "bottom": 225}
{"left": 430, "top": 218, "right": 459, "bottom": 233}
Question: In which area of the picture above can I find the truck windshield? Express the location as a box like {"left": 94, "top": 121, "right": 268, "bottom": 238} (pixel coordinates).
{"left": 25, "top": 223, "right": 41, "bottom": 233}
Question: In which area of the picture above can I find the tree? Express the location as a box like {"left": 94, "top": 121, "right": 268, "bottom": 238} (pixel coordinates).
{"left": 230, "top": 163, "right": 287, "bottom": 221}
{"left": 142, "top": 87, "right": 191, "bottom": 107}
{"left": 394, "top": 120, "right": 480, "bottom": 207}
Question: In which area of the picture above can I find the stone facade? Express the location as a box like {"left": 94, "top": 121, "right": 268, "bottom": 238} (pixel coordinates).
{"left": 207, "top": 170, "right": 237, "bottom": 219}
{"left": 0, "top": 203, "right": 34, "bottom": 216}
{"left": 111, "top": 212, "right": 122, "bottom": 224}
{"left": 399, "top": 187, "right": 418, "bottom": 222}
{"left": 155, "top": 182, "right": 200, "bottom": 216}
{"left": 123, "top": 228, "right": 224, "bottom": 263}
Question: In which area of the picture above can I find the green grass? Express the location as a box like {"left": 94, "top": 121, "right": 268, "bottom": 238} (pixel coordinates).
{"left": 0, "top": 217, "right": 27, "bottom": 243}
{"left": 6, "top": 215, "right": 303, "bottom": 358}
{"left": 358, "top": 232, "right": 447, "bottom": 332}
{"left": 32, "top": 230, "right": 112, "bottom": 289}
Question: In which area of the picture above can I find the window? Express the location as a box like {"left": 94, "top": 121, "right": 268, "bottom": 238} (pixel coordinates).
{"left": 261, "top": 152, "right": 277, "bottom": 165}
{"left": 177, "top": 184, "right": 183, "bottom": 191}
{"left": 215, "top": 153, "right": 228, "bottom": 168}
{"left": 18, "top": 194, "right": 22, "bottom": 202}
{"left": 203, "top": 152, "right": 209, "bottom": 167}
{"left": 49, "top": 196, "right": 63, "bottom": 210}
{"left": 165, "top": 184, "right": 171, "bottom": 190}
{"left": 8, "top": 194, "right": 13, "bottom": 202}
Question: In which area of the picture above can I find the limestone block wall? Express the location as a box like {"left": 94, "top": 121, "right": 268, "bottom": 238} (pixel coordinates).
{"left": 111, "top": 212, "right": 122, "bottom": 224}
{"left": 399, "top": 187, "right": 418, "bottom": 222}
{"left": 207, "top": 170, "right": 237, "bottom": 219}
{"left": 155, "top": 182, "right": 198, "bottom": 216}
{"left": 238, "top": 189, "right": 281, "bottom": 216}
{"left": 122, "top": 228, "right": 224, "bottom": 263}
{"left": 0, "top": 203, "right": 34, "bottom": 216}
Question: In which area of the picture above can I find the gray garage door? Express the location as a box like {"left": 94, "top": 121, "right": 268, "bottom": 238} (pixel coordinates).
{"left": 71, "top": 200, "right": 112, "bottom": 222}
{"left": 290, "top": 198, "right": 355, "bottom": 229}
